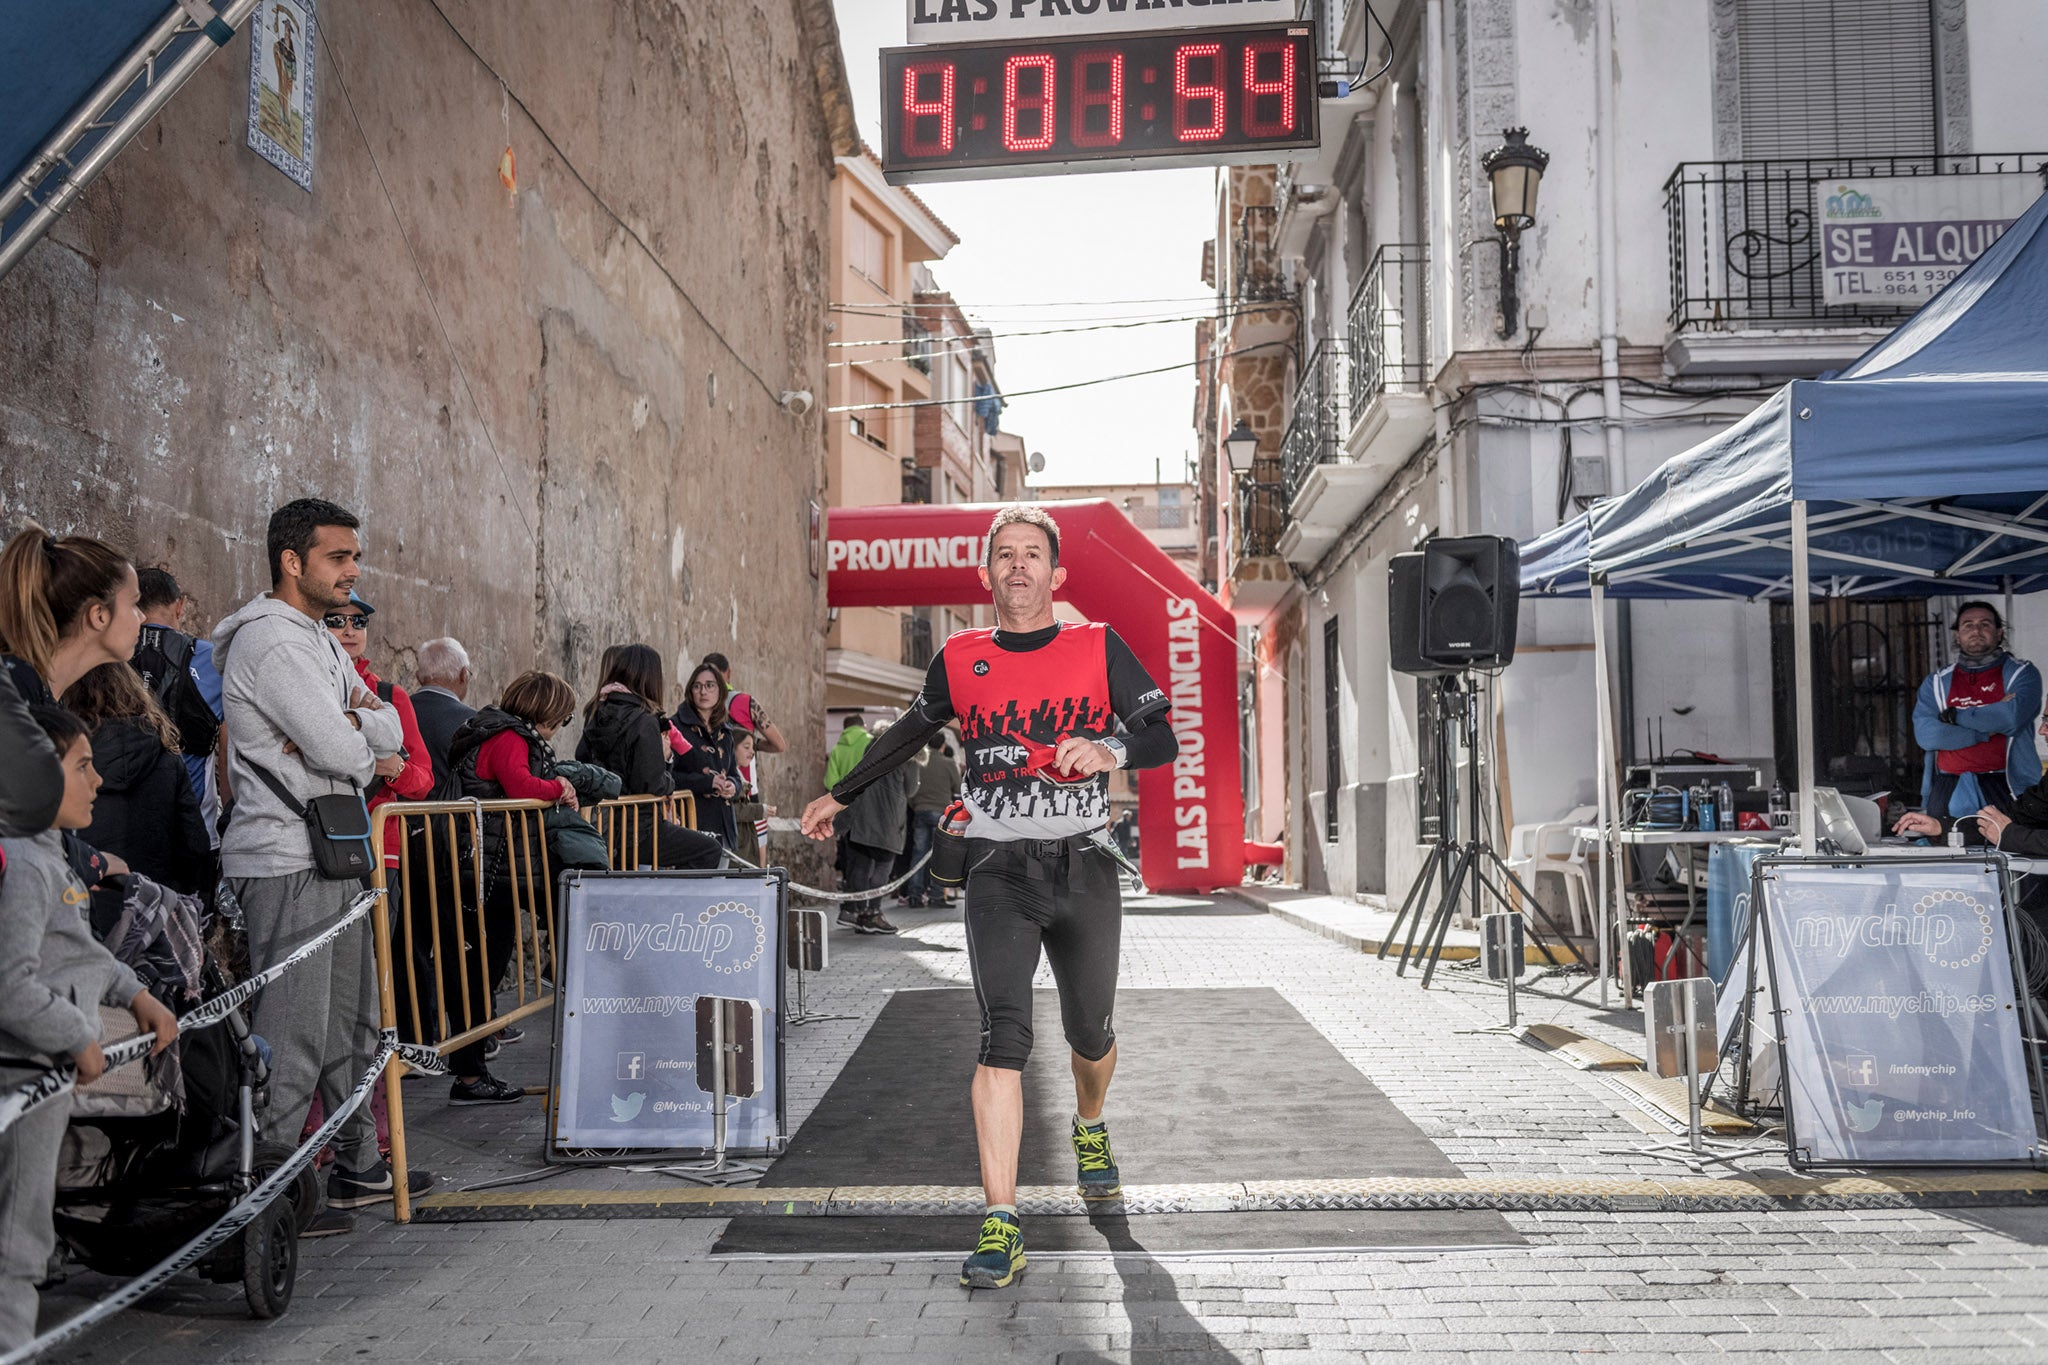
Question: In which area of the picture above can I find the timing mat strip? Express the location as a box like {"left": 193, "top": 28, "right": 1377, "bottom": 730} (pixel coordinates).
{"left": 409, "top": 1171, "right": 2048, "bottom": 1222}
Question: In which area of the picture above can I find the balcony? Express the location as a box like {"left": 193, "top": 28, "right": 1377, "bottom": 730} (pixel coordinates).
{"left": 1278, "top": 340, "right": 1347, "bottom": 507}
{"left": 901, "top": 611, "right": 934, "bottom": 672}
{"left": 1663, "top": 152, "right": 2047, "bottom": 375}
{"left": 903, "top": 312, "right": 933, "bottom": 374}
{"left": 1278, "top": 245, "right": 1431, "bottom": 569}
{"left": 1348, "top": 243, "right": 1427, "bottom": 425}
{"left": 1225, "top": 475, "right": 1292, "bottom": 618}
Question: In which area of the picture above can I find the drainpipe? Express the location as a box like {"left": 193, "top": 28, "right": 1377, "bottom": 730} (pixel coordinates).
{"left": 1593, "top": 0, "right": 1631, "bottom": 762}
{"left": 1425, "top": 0, "right": 1456, "bottom": 537}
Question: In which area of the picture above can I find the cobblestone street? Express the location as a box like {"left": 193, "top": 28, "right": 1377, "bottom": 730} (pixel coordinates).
{"left": 46, "top": 888, "right": 2048, "bottom": 1363}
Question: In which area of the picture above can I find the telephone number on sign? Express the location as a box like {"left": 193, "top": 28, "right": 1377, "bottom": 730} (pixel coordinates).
{"left": 1881, "top": 268, "right": 1964, "bottom": 285}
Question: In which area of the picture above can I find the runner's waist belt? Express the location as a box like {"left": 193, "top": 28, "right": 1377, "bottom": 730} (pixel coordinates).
{"left": 968, "top": 831, "right": 1107, "bottom": 860}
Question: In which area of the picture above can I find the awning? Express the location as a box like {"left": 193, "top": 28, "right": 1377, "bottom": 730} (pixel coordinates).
{"left": 1520, "top": 185, "right": 2048, "bottom": 602}
{"left": 1, "top": 1, "right": 257, "bottom": 278}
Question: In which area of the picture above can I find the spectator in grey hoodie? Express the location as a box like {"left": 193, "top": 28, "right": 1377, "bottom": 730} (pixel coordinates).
{"left": 0, "top": 705, "right": 175, "bottom": 1349}
{"left": 214, "top": 498, "right": 431, "bottom": 1221}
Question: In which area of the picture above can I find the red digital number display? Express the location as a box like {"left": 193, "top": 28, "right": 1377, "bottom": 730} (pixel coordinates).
{"left": 882, "top": 24, "right": 1318, "bottom": 183}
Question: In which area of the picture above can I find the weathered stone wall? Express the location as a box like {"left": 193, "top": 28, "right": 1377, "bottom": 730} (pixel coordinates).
{"left": 0, "top": 0, "right": 843, "bottom": 853}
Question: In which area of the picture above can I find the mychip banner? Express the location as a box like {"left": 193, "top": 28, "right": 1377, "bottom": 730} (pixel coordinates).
{"left": 1757, "top": 858, "right": 2041, "bottom": 1167}
{"left": 550, "top": 870, "right": 786, "bottom": 1159}
{"left": 1816, "top": 173, "right": 2037, "bottom": 307}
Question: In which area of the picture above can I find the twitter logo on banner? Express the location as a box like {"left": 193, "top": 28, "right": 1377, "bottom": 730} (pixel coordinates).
{"left": 1846, "top": 1098, "right": 1885, "bottom": 1133}
{"left": 610, "top": 1092, "right": 646, "bottom": 1124}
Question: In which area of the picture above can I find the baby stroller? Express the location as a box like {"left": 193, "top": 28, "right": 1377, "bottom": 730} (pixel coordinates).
{"left": 52, "top": 959, "right": 321, "bottom": 1319}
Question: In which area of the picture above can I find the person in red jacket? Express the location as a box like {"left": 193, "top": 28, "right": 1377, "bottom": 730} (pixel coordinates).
{"left": 322, "top": 594, "right": 434, "bottom": 865}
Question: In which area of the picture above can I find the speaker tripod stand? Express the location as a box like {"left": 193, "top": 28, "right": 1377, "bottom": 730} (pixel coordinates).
{"left": 1378, "top": 673, "right": 1591, "bottom": 991}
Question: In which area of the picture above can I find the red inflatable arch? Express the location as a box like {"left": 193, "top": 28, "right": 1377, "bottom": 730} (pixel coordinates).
{"left": 826, "top": 499, "right": 1246, "bottom": 894}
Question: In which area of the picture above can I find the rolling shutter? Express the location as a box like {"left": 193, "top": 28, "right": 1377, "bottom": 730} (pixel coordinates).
{"left": 1736, "top": 0, "right": 1936, "bottom": 158}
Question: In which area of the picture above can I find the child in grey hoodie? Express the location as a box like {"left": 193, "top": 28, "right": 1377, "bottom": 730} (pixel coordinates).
{"left": 0, "top": 705, "right": 176, "bottom": 1349}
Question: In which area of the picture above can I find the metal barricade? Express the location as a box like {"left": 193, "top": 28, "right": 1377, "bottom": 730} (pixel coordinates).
{"left": 368, "top": 798, "right": 555, "bottom": 1221}
{"left": 590, "top": 793, "right": 685, "bottom": 869}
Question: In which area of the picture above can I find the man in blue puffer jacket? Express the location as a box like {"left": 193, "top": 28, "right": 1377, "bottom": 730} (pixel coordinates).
{"left": 1910, "top": 601, "right": 2042, "bottom": 826}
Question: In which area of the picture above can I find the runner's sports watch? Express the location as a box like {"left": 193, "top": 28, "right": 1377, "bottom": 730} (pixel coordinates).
{"left": 1100, "top": 737, "right": 1128, "bottom": 769}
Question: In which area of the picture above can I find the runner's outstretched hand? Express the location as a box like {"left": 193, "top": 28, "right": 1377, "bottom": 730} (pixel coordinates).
{"left": 800, "top": 793, "right": 845, "bottom": 840}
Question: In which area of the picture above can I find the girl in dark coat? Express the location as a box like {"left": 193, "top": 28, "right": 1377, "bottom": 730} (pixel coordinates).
{"left": 62, "top": 662, "right": 213, "bottom": 896}
{"left": 671, "top": 663, "right": 742, "bottom": 850}
{"left": 577, "top": 644, "right": 721, "bottom": 870}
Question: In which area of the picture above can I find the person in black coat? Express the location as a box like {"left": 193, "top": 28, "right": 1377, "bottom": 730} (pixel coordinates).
{"left": 61, "top": 662, "right": 213, "bottom": 895}
{"left": 409, "top": 637, "right": 477, "bottom": 797}
{"left": 671, "top": 662, "right": 742, "bottom": 850}
{"left": 577, "top": 645, "right": 721, "bottom": 870}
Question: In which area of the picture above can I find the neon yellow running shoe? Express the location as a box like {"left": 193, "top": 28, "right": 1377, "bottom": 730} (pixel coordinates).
{"left": 1072, "top": 1117, "right": 1122, "bottom": 1200}
{"left": 959, "top": 1210, "right": 1026, "bottom": 1289}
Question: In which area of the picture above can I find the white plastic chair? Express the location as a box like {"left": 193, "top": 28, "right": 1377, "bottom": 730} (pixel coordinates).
{"left": 1506, "top": 804, "right": 1598, "bottom": 936}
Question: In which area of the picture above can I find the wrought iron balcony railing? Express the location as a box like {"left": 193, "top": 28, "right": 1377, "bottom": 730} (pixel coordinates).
{"left": 1233, "top": 204, "right": 1290, "bottom": 303}
{"left": 1664, "top": 152, "right": 2047, "bottom": 332}
{"left": 1234, "top": 476, "right": 1286, "bottom": 565}
{"left": 1279, "top": 340, "right": 1348, "bottom": 507}
{"left": 1346, "top": 243, "right": 1427, "bottom": 427}
{"left": 903, "top": 311, "right": 933, "bottom": 373}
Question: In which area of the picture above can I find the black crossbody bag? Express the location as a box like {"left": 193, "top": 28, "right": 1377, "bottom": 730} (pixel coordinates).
{"left": 246, "top": 760, "right": 374, "bottom": 882}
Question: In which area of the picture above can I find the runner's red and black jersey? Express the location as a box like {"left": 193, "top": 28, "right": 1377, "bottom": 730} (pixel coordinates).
{"left": 831, "top": 621, "right": 1173, "bottom": 841}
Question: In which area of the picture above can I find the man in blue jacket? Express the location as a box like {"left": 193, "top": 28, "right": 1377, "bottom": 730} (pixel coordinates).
{"left": 1905, "top": 602, "right": 2042, "bottom": 831}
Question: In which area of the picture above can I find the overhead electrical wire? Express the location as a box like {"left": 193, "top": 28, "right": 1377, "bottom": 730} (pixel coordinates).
{"left": 825, "top": 343, "right": 1283, "bottom": 412}
{"left": 835, "top": 293, "right": 1223, "bottom": 311}
{"left": 828, "top": 307, "right": 1267, "bottom": 349}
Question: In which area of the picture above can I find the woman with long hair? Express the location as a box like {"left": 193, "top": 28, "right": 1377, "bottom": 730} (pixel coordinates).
{"left": 576, "top": 644, "right": 720, "bottom": 869}
{"left": 0, "top": 522, "right": 143, "bottom": 703}
{"left": 61, "top": 662, "right": 214, "bottom": 896}
{"left": 671, "top": 661, "right": 741, "bottom": 850}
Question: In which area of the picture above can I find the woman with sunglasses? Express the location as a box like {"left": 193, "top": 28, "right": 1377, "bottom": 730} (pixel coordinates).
{"left": 322, "top": 593, "right": 435, "bottom": 817}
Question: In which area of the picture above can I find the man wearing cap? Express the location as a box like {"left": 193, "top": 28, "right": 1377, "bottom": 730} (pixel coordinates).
{"left": 800, "top": 504, "right": 1177, "bottom": 1290}
{"left": 1895, "top": 601, "right": 2043, "bottom": 841}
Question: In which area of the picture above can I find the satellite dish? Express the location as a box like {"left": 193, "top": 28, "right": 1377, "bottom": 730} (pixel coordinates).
{"left": 1027, "top": 451, "right": 1046, "bottom": 474}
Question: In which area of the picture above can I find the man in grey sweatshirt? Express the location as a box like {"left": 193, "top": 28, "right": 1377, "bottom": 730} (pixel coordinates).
{"left": 215, "top": 498, "right": 428, "bottom": 1213}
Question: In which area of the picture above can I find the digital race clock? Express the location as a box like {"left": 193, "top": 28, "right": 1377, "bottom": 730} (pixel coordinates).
{"left": 880, "top": 24, "right": 1320, "bottom": 183}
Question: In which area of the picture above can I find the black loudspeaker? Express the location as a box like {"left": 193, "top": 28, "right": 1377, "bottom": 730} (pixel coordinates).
{"left": 1387, "top": 553, "right": 1449, "bottom": 676}
{"left": 1422, "top": 535, "right": 1519, "bottom": 667}
{"left": 1388, "top": 536, "right": 1520, "bottom": 674}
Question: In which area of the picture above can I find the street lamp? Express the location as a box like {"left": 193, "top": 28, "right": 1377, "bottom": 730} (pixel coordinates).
{"left": 1480, "top": 127, "right": 1549, "bottom": 339}
{"left": 1223, "top": 418, "right": 1260, "bottom": 476}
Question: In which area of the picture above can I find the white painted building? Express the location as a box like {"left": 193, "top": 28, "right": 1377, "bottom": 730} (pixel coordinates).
{"left": 1206, "top": 0, "right": 2048, "bottom": 899}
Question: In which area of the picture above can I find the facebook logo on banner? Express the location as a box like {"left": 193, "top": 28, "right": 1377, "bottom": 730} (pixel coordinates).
{"left": 617, "top": 1052, "right": 645, "bottom": 1081}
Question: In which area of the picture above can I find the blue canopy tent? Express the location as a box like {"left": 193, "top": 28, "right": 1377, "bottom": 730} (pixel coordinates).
{"left": 0, "top": 1, "right": 258, "bottom": 279}
{"left": 1515, "top": 183, "right": 2048, "bottom": 997}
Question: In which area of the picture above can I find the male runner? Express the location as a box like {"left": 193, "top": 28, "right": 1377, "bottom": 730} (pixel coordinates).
{"left": 801, "top": 505, "right": 1177, "bottom": 1289}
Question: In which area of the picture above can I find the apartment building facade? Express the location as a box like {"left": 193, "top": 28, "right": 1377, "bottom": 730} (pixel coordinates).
{"left": 1202, "top": 0, "right": 2048, "bottom": 897}
{"left": 825, "top": 151, "right": 1025, "bottom": 711}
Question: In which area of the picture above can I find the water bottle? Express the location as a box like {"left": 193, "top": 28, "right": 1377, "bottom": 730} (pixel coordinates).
{"left": 1718, "top": 782, "right": 1736, "bottom": 832}
{"left": 1692, "top": 782, "right": 1714, "bottom": 832}
{"left": 1768, "top": 780, "right": 1789, "bottom": 829}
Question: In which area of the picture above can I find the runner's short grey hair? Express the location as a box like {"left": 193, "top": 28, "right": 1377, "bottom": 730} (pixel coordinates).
{"left": 983, "top": 504, "right": 1061, "bottom": 567}
{"left": 417, "top": 637, "right": 470, "bottom": 683}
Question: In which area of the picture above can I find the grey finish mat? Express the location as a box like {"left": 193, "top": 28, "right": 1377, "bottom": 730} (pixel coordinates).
{"left": 714, "top": 986, "right": 1519, "bottom": 1253}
